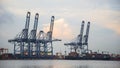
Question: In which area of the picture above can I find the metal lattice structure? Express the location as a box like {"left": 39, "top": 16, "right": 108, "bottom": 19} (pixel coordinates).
{"left": 64, "top": 21, "right": 90, "bottom": 54}
{"left": 8, "top": 12, "right": 61, "bottom": 59}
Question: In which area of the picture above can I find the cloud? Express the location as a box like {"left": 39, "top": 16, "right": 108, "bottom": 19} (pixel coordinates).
{"left": 43, "top": 18, "right": 73, "bottom": 39}
{"left": 104, "top": 22, "right": 120, "bottom": 35}
{"left": 90, "top": 9, "right": 120, "bottom": 35}
{"left": 62, "top": 8, "right": 120, "bottom": 35}
{"left": 1, "top": 0, "right": 120, "bottom": 38}
{"left": 0, "top": 5, "right": 13, "bottom": 25}
{"left": 7, "top": 7, "right": 47, "bottom": 17}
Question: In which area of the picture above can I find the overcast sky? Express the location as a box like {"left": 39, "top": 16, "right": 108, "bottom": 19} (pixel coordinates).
{"left": 0, "top": 0, "right": 120, "bottom": 54}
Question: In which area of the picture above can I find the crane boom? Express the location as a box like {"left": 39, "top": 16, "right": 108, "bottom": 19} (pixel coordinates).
{"left": 50, "top": 16, "right": 55, "bottom": 32}
{"left": 78, "top": 21, "right": 85, "bottom": 46}
{"left": 48, "top": 16, "right": 55, "bottom": 40}
{"left": 33, "top": 13, "right": 39, "bottom": 30}
{"left": 22, "top": 12, "right": 31, "bottom": 40}
{"left": 29, "top": 13, "right": 39, "bottom": 40}
{"left": 25, "top": 12, "right": 31, "bottom": 29}
{"left": 64, "top": 42, "right": 77, "bottom": 46}
{"left": 84, "top": 22, "right": 90, "bottom": 45}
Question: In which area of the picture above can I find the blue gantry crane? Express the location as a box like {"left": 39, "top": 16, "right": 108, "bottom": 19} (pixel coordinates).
{"left": 8, "top": 12, "right": 61, "bottom": 59}
{"left": 28, "top": 13, "right": 39, "bottom": 57}
{"left": 64, "top": 21, "right": 90, "bottom": 54}
{"left": 37, "top": 16, "right": 61, "bottom": 56}
{"left": 8, "top": 12, "right": 31, "bottom": 58}
{"left": 83, "top": 22, "right": 90, "bottom": 53}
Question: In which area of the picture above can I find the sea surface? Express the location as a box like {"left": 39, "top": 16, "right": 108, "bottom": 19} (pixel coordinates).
{"left": 0, "top": 60, "right": 120, "bottom": 68}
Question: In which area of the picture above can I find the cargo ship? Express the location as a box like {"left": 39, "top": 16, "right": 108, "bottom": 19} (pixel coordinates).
{"left": 0, "top": 53, "right": 120, "bottom": 60}
{"left": 65, "top": 52, "right": 111, "bottom": 60}
{"left": 0, "top": 48, "right": 120, "bottom": 60}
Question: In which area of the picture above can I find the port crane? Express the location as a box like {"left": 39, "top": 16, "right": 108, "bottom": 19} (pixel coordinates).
{"left": 37, "top": 16, "right": 61, "bottom": 56}
{"left": 64, "top": 21, "right": 90, "bottom": 54}
{"left": 27, "top": 13, "right": 39, "bottom": 57}
{"left": 8, "top": 12, "right": 61, "bottom": 59}
{"left": 83, "top": 22, "right": 90, "bottom": 53}
{"left": 8, "top": 12, "right": 31, "bottom": 57}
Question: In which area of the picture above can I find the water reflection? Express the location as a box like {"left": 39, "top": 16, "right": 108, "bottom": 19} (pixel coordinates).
{"left": 21, "top": 65, "right": 41, "bottom": 68}
{"left": 0, "top": 60, "right": 120, "bottom": 68}
{"left": 21, "top": 65, "right": 88, "bottom": 68}
{"left": 21, "top": 65, "right": 60, "bottom": 68}
{"left": 77, "top": 65, "right": 88, "bottom": 68}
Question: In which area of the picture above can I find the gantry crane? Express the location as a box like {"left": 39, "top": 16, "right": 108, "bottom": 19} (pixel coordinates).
{"left": 47, "top": 16, "right": 55, "bottom": 55}
{"left": 8, "top": 12, "right": 61, "bottom": 59}
{"left": 64, "top": 21, "right": 90, "bottom": 54}
{"left": 78, "top": 21, "right": 85, "bottom": 48}
{"left": 28, "top": 13, "right": 39, "bottom": 57}
{"left": 37, "top": 16, "right": 61, "bottom": 56}
{"left": 83, "top": 22, "right": 90, "bottom": 53}
{"left": 8, "top": 12, "right": 31, "bottom": 58}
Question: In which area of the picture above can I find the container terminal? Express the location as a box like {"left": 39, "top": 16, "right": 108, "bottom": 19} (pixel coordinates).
{"left": 0, "top": 12, "right": 120, "bottom": 60}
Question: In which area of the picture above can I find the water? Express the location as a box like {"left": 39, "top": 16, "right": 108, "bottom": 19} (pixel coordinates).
{"left": 0, "top": 60, "right": 120, "bottom": 68}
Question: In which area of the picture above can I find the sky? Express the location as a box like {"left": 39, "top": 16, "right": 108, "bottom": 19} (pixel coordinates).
{"left": 0, "top": 0, "right": 120, "bottom": 54}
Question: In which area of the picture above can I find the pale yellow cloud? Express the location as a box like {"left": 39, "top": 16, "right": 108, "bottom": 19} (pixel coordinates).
{"left": 91, "top": 9, "right": 120, "bottom": 35}
{"left": 106, "top": 23, "right": 120, "bottom": 34}
{"left": 75, "top": 9, "right": 120, "bottom": 35}
{"left": 43, "top": 18, "right": 73, "bottom": 39}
